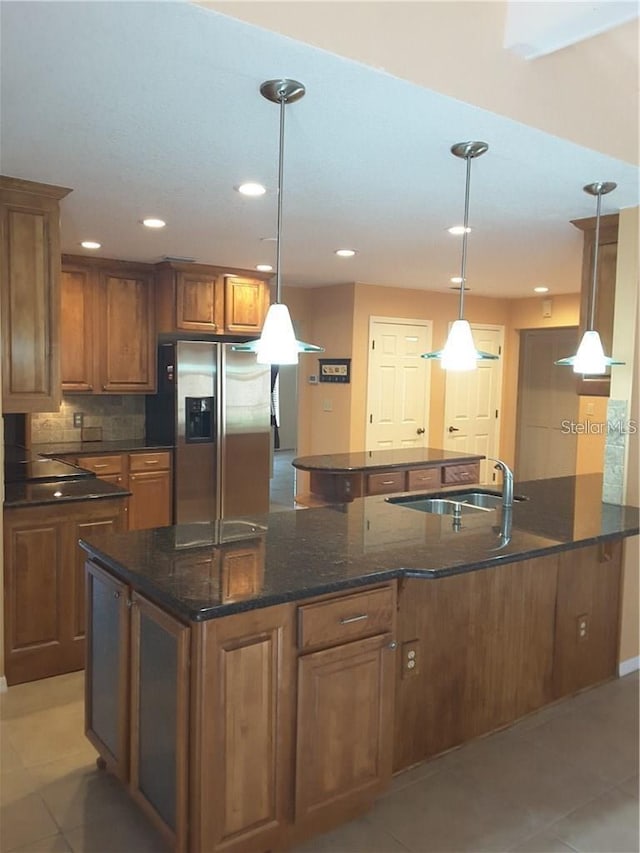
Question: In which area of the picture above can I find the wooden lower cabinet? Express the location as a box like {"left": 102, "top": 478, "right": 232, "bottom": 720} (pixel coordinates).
{"left": 3, "top": 499, "right": 125, "bottom": 685}
{"left": 295, "top": 634, "right": 395, "bottom": 828}
{"left": 192, "top": 604, "right": 295, "bottom": 853}
{"left": 128, "top": 470, "right": 172, "bottom": 531}
{"left": 71, "top": 450, "right": 173, "bottom": 531}
{"left": 85, "top": 560, "right": 190, "bottom": 850}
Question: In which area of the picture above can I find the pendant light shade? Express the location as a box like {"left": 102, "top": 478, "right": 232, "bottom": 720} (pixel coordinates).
{"left": 233, "top": 79, "right": 323, "bottom": 364}
{"left": 555, "top": 181, "right": 623, "bottom": 374}
{"left": 422, "top": 141, "right": 499, "bottom": 370}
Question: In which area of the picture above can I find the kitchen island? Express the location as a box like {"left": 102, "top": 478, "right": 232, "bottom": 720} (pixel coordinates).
{"left": 292, "top": 446, "right": 484, "bottom": 502}
{"left": 79, "top": 474, "right": 639, "bottom": 853}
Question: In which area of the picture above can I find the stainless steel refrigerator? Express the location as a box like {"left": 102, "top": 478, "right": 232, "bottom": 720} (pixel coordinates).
{"left": 145, "top": 340, "right": 271, "bottom": 522}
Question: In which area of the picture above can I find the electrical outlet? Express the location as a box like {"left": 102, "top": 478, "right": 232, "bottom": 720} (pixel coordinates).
{"left": 401, "top": 640, "right": 420, "bottom": 678}
{"left": 73, "top": 412, "right": 84, "bottom": 428}
{"left": 576, "top": 613, "right": 589, "bottom": 642}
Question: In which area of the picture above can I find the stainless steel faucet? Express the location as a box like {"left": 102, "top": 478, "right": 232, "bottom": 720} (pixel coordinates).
{"left": 488, "top": 458, "right": 514, "bottom": 510}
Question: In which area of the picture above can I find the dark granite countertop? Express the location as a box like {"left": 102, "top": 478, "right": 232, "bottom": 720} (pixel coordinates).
{"left": 292, "top": 447, "right": 483, "bottom": 473}
{"left": 5, "top": 478, "right": 130, "bottom": 508}
{"left": 79, "top": 474, "right": 639, "bottom": 623}
{"left": 33, "top": 440, "right": 174, "bottom": 457}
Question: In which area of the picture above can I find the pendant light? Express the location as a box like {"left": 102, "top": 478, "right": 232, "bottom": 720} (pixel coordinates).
{"left": 555, "top": 182, "right": 624, "bottom": 374}
{"left": 233, "top": 79, "right": 323, "bottom": 364}
{"left": 422, "top": 141, "right": 499, "bottom": 371}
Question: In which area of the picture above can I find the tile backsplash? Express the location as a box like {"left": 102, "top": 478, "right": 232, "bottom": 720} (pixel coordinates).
{"left": 31, "top": 395, "right": 146, "bottom": 444}
{"left": 602, "top": 398, "right": 628, "bottom": 505}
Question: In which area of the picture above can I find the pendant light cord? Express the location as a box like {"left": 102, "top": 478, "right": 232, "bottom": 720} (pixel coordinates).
{"left": 589, "top": 189, "right": 602, "bottom": 332}
{"left": 275, "top": 91, "right": 286, "bottom": 305}
{"left": 458, "top": 153, "right": 473, "bottom": 320}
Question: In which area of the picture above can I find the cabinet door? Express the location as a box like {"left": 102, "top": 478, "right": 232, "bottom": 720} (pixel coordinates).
{"left": 85, "top": 560, "right": 130, "bottom": 780}
{"left": 176, "top": 271, "right": 221, "bottom": 332}
{"left": 553, "top": 541, "right": 622, "bottom": 698}
{"left": 3, "top": 513, "right": 66, "bottom": 684}
{"left": 61, "top": 265, "right": 98, "bottom": 392}
{"left": 224, "top": 276, "right": 269, "bottom": 334}
{"left": 193, "top": 604, "right": 294, "bottom": 853}
{"left": 0, "top": 178, "right": 70, "bottom": 412}
{"left": 128, "top": 470, "right": 172, "bottom": 531}
{"left": 101, "top": 271, "right": 155, "bottom": 392}
{"left": 130, "top": 593, "right": 189, "bottom": 850}
{"left": 295, "top": 633, "right": 395, "bottom": 826}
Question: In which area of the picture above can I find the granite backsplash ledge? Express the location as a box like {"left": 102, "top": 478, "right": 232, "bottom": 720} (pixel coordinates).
{"left": 31, "top": 395, "right": 146, "bottom": 444}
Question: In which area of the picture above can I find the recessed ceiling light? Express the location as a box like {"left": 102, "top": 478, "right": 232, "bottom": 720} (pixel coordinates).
{"left": 534, "top": 286, "right": 550, "bottom": 293}
{"left": 450, "top": 276, "right": 464, "bottom": 284}
{"left": 335, "top": 248, "right": 357, "bottom": 258}
{"left": 448, "top": 225, "right": 471, "bottom": 235}
{"left": 142, "top": 218, "right": 166, "bottom": 229}
{"left": 256, "top": 264, "right": 273, "bottom": 272}
{"left": 80, "top": 240, "right": 101, "bottom": 250}
{"left": 237, "top": 182, "right": 266, "bottom": 197}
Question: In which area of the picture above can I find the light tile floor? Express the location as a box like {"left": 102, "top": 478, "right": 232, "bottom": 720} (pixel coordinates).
{"left": 1, "top": 670, "right": 637, "bottom": 852}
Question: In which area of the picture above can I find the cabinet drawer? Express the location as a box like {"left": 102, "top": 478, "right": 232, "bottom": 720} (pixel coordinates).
{"left": 366, "top": 471, "right": 405, "bottom": 496}
{"left": 406, "top": 467, "right": 441, "bottom": 491}
{"left": 442, "top": 462, "right": 480, "bottom": 485}
{"left": 77, "top": 455, "right": 123, "bottom": 476}
{"left": 298, "top": 586, "right": 394, "bottom": 652}
{"left": 129, "top": 451, "right": 171, "bottom": 472}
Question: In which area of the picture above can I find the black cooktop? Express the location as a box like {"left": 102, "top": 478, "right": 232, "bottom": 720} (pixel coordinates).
{"left": 4, "top": 457, "right": 93, "bottom": 485}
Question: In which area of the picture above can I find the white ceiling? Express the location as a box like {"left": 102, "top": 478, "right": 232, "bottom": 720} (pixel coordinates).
{"left": 1, "top": 0, "right": 638, "bottom": 298}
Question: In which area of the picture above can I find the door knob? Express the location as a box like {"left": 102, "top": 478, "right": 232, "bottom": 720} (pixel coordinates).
{"left": 416, "top": 428, "right": 425, "bottom": 435}
{"left": 448, "top": 426, "right": 460, "bottom": 433}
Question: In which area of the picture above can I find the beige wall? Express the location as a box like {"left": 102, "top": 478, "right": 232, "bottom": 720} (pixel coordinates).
{"left": 206, "top": 1, "right": 638, "bottom": 165}
{"left": 613, "top": 207, "right": 639, "bottom": 666}
{"left": 288, "top": 283, "right": 583, "bottom": 466}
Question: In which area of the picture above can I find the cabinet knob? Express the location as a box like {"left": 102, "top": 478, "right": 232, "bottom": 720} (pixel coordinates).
{"left": 387, "top": 641, "right": 398, "bottom": 650}
{"left": 113, "top": 591, "right": 120, "bottom": 599}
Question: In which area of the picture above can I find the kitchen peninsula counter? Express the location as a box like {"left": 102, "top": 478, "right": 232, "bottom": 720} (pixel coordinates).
{"left": 293, "top": 447, "right": 485, "bottom": 501}
{"left": 79, "top": 474, "right": 639, "bottom": 622}
{"left": 80, "top": 473, "right": 639, "bottom": 853}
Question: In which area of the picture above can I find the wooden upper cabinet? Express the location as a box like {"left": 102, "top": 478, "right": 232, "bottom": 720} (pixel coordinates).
{"left": 60, "top": 256, "right": 156, "bottom": 394}
{"left": 1, "top": 176, "right": 71, "bottom": 413}
{"left": 571, "top": 212, "right": 619, "bottom": 397}
{"left": 224, "top": 275, "right": 269, "bottom": 334}
{"left": 155, "top": 261, "right": 270, "bottom": 336}
{"left": 61, "top": 264, "right": 98, "bottom": 392}
{"left": 177, "top": 271, "right": 221, "bottom": 332}
{"left": 102, "top": 269, "right": 155, "bottom": 392}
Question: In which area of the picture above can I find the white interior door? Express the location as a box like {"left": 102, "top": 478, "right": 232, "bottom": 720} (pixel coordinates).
{"left": 442, "top": 325, "right": 503, "bottom": 484}
{"left": 366, "top": 317, "right": 432, "bottom": 450}
{"left": 515, "top": 328, "right": 579, "bottom": 480}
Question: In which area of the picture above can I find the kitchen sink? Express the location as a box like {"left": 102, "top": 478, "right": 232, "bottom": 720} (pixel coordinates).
{"left": 387, "top": 489, "right": 527, "bottom": 516}
{"left": 387, "top": 496, "right": 493, "bottom": 516}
